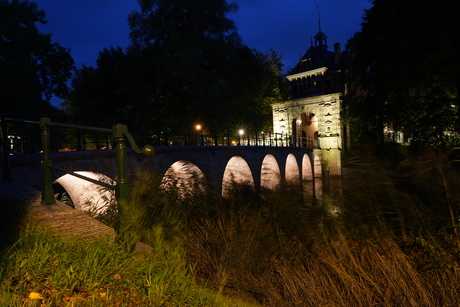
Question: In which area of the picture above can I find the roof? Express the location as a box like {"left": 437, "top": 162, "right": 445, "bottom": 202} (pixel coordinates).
{"left": 288, "top": 44, "right": 339, "bottom": 76}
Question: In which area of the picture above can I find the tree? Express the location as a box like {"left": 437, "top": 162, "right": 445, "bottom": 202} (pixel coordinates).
{"left": 346, "top": 0, "right": 460, "bottom": 147}
{"left": 0, "top": 0, "right": 74, "bottom": 114}
{"left": 64, "top": 47, "right": 152, "bottom": 118}
{"left": 126, "top": 0, "right": 273, "bottom": 130}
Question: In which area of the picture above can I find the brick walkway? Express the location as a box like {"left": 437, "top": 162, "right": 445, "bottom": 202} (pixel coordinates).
{"left": 0, "top": 181, "right": 151, "bottom": 254}
{"left": 27, "top": 201, "right": 116, "bottom": 242}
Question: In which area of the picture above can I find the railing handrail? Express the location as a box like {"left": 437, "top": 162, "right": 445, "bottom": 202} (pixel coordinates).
{"left": 1, "top": 115, "right": 157, "bottom": 247}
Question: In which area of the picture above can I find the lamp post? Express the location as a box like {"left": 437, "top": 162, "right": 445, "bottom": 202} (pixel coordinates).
{"left": 296, "top": 119, "right": 302, "bottom": 147}
{"left": 238, "top": 129, "right": 244, "bottom": 146}
{"left": 195, "top": 124, "right": 204, "bottom": 146}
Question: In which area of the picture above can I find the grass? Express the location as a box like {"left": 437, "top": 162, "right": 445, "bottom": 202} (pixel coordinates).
{"left": 2, "top": 144, "right": 460, "bottom": 306}
{"left": 121, "top": 145, "right": 460, "bottom": 306}
{"left": 0, "top": 224, "right": 257, "bottom": 306}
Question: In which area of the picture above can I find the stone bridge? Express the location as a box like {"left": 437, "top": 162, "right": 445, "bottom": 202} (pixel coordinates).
{"left": 4, "top": 145, "right": 323, "bottom": 211}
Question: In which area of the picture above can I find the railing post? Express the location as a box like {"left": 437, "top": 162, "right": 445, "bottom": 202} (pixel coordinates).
{"left": 40, "top": 117, "right": 56, "bottom": 205}
{"left": 1, "top": 115, "right": 13, "bottom": 183}
{"left": 113, "top": 123, "right": 132, "bottom": 247}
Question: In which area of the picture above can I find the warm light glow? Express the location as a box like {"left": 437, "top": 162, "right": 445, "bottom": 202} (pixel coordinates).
{"left": 195, "top": 124, "right": 202, "bottom": 131}
{"left": 54, "top": 171, "right": 115, "bottom": 214}
{"left": 222, "top": 156, "right": 254, "bottom": 197}
{"left": 161, "top": 160, "right": 206, "bottom": 198}
{"left": 260, "top": 154, "right": 281, "bottom": 191}
{"left": 239, "top": 129, "right": 244, "bottom": 136}
{"left": 285, "top": 153, "right": 300, "bottom": 184}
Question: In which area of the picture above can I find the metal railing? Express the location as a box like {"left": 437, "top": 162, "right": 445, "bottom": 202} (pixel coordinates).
{"left": 1, "top": 115, "right": 156, "bottom": 247}
{"left": 0, "top": 114, "right": 320, "bottom": 155}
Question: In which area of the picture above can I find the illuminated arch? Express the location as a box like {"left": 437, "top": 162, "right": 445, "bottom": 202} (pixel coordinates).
{"left": 285, "top": 153, "right": 300, "bottom": 185}
{"left": 260, "top": 154, "right": 281, "bottom": 191}
{"left": 160, "top": 160, "right": 206, "bottom": 197}
{"left": 314, "top": 154, "right": 322, "bottom": 177}
{"left": 222, "top": 156, "right": 254, "bottom": 197}
{"left": 54, "top": 171, "right": 115, "bottom": 214}
{"left": 313, "top": 154, "right": 323, "bottom": 199}
{"left": 302, "top": 154, "right": 314, "bottom": 203}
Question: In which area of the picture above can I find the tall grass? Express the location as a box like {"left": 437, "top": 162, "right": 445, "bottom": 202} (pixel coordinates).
{"left": 125, "top": 144, "right": 460, "bottom": 306}
{"left": 4, "top": 144, "right": 458, "bottom": 305}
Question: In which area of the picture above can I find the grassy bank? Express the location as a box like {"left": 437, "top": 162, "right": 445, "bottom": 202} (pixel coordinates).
{"left": 2, "top": 144, "right": 460, "bottom": 305}
{"left": 0, "top": 223, "right": 256, "bottom": 306}
{"left": 119, "top": 145, "right": 460, "bottom": 306}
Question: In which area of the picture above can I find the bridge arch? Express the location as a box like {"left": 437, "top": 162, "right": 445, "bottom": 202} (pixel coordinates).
{"left": 285, "top": 153, "right": 300, "bottom": 185}
{"left": 302, "top": 153, "right": 315, "bottom": 203}
{"left": 9, "top": 146, "right": 321, "bottom": 205}
{"left": 160, "top": 160, "right": 206, "bottom": 197}
{"left": 313, "top": 154, "right": 323, "bottom": 198}
{"left": 222, "top": 156, "right": 254, "bottom": 197}
{"left": 54, "top": 171, "right": 115, "bottom": 214}
{"left": 260, "top": 154, "right": 281, "bottom": 191}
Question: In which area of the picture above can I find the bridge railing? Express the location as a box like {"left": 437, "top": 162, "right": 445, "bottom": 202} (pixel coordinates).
{"left": 0, "top": 114, "right": 320, "bottom": 155}
{"left": 1, "top": 115, "right": 156, "bottom": 247}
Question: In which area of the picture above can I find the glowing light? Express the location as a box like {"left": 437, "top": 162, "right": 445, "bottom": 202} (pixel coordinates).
{"left": 239, "top": 129, "right": 244, "bottom": 136}
{"left": 195, "top": 124, "right": 202, "bottom": 131}
{"left": 161, "top": 161, "right": 206, "bottom": 198}
{"left": 222, "top": 156, "right": 254, "bottom": 197}
{"left": 54, "top": 172, "right": 115, "bottom": 214}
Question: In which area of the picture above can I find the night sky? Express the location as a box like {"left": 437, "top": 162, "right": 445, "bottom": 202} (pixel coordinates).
{"left": 33, "top": 0, "right": 370, "bottom": 72}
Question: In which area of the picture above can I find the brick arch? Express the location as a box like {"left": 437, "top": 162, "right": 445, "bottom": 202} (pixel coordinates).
{"left": 54, "top": 171, "right": 115, "bottom": 214}
{"left": 302, "top": 153, "right": 315, "bottom": 203}
{"left": 313, "top": 154, "right": 323, "bottom": 199}
{"left": 222, "top": 156, "right": 254, "bottom": 197}
{"left": 285, "top": 153, "right": 300, "bottom": 185}
{"left": 160, "top": 160, "right": 206, "bottom": 197}
{"left": 260, "top": 154, "right": 281, "bottom": 191}
{"left": 313, "top": 154, "right": 322, "bottom": 177}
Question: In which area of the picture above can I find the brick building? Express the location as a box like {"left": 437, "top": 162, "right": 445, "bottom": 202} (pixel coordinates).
{"left": 272, "top": 22, "right": 349, "bottom": 176}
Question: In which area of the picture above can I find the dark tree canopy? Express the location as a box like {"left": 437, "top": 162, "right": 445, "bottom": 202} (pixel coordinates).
{"left": 346, "top": 0, "right": 460, "bottom": 146}
{"left": 126, "top": 0, "right": 273, "bottom": 129}
{"left": 66, "top": 0, "right": 280, "bottom": 132}
{"left": 0, "top": 0, "right": 74, "bottom": 114}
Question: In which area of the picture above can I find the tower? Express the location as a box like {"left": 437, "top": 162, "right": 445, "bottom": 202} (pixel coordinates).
{"left": 272, "top": 8, "right": 349, "bottom": 177}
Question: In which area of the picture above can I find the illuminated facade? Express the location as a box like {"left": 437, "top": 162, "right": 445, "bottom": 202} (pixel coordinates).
{"left": 272, "top": 25, "right": 348, "bottom": 176}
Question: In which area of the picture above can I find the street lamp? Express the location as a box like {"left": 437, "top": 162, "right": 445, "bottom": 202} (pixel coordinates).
{"left": 296, "top": 119, "right": 302, "bottom": 147}
{"left": 238, "top": 129, "right": 244, "bottom": 146}
{"left": 195, "top": 124, "right": 204, "bottom": 146}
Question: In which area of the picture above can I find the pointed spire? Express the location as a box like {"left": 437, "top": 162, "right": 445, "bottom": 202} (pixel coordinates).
{"left": 314, "top": 6, "right": 327, "bottom": 50}
{"left": 317, "top": 6, "right": 322, "bottom": 33}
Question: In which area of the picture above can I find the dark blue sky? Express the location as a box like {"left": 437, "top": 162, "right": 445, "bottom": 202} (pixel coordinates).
{"left": 33, "top": 0, "right": 370, "bottom": 72}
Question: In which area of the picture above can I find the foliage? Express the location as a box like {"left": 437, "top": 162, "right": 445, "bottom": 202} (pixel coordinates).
{"left": 0, "top": 226, "right": 255, "bottom": 306}
{"left": 64, "top": 0, "right": 281, "bottom": 131}
{"left": 345, "top": 0, "right": 460, "bottom": 147}
{"left": 0, "top": 0, "right": 74, "bottom": 114}
{"left": 121, "top": 149, "right": 460, "bottom": 306}
{"left": 63, "top": 47, "right": 153, "bottom": 119}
